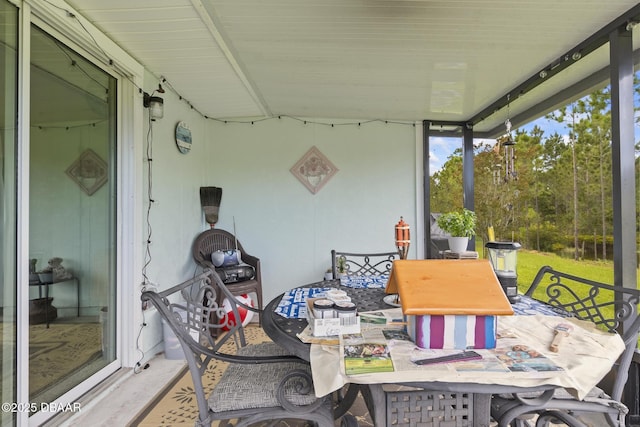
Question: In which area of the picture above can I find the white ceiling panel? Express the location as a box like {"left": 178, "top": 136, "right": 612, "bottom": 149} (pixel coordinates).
{"left": 65, "top": 0, "right": 640, "bottom": 132}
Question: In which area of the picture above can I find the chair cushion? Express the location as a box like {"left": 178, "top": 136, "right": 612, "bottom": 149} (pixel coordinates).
{"left": 208, "top": 342, "right": 320, "bottom": 413}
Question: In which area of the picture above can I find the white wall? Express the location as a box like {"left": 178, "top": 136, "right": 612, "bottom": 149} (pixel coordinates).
{"left": 201, "top": 118, "right": 418, "bottom": 294}
{"left": 30, "top": 122, "right": 111, "bottom": 317}
{"left": 138, "top": 82, "right": 420, "bottom": 356}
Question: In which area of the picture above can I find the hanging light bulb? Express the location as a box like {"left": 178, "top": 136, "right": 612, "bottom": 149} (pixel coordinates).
{"left": 143, "top": 91, "right": 164, "bottom": 120}
{"left": 148, "top": 96, "right": 164, "bottom": 119}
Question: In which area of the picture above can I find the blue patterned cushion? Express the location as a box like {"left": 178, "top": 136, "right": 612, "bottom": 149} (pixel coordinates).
{"left": 274, "top": 287, "right": 331, "bottom": 318}
{"left": 340, "top": 274, "right": 389, "bottom": 289}
{"left": 512, "top": 295, "right": 571, "bottom": 317}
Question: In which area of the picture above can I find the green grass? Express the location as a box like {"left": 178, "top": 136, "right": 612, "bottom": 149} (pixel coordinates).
{"left": 516, "top": 250, "right": 619, "bottom": 292}
{"left": 475, "top": 243, "right": 627, "bottom": 290}
{"left": 475, "top": 244, "right": 639, "bottom": 341}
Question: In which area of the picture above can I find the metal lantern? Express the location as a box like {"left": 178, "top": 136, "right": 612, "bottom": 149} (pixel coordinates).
{"left": 485, "top": 241, "right": 521, "bottom": 303}
{"left": 395, "top": 217, "right": 410, "bottom": 260}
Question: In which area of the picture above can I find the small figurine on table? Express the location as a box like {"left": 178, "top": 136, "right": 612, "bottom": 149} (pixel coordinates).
{"left": 46, "top": 257, "right": 73, "bottom": 282}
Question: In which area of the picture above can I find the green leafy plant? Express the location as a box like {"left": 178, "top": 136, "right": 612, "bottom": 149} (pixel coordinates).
{"left": 337, "top": 256, "right": 347, "bottom": 273}
{"left": 436, "top": 209, "right": 477, "bottom": 238}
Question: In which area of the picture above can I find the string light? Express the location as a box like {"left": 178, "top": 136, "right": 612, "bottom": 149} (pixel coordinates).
{"left": 31, "top": 121, "right": 107, "bottom": 131}
{"left": 158, "top": 76, "right": 416, "bottom": 129}
{"left": 44, "top": 0, "right": 418, "bottom": 131}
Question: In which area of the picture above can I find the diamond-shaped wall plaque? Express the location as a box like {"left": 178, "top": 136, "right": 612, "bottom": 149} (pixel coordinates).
{"left": 290, "top": 146, "right": 338, "bottom": 194}
{"left": 65, "top": 149, "right": 108, "bottom": 196}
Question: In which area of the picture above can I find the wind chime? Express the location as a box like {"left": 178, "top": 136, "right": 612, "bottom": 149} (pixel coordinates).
{"left": 395, "top": 217, "right": 410, "bottom": 260}
{"left": 494, "top": 95, "right": 517, "bottom": 183}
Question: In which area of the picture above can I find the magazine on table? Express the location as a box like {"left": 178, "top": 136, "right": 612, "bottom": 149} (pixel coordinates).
{"left": 382, "top": 330, "right": 563, "bottom": 375}
{"left": 338, "top": 316, "right": 563, "bottom": 376}
{"left": 340, "top": 330, "right": 395, "bottom": 375}
{"left": 343, "top": 343, "right": 394, "bottom": 374}
{"left": 494, "top": 343, "right": 564, "bottom": 373}
{"left": 492, "top": 328, "right": 564, "bottom": 375}
{"left": 358, "top": 308, "right": 404, "bottom": 325}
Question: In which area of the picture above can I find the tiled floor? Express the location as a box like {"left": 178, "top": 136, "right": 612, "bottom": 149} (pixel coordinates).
{"left": 46, "top": 355, "right": 185, "bottom": 427}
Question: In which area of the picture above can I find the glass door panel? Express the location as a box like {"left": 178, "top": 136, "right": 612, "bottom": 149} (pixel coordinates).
{"left": 28, "top": 25, "right": 116, "bottom": 405}
{"left": 0, "top": 1, "right": 18, "bottom": 425}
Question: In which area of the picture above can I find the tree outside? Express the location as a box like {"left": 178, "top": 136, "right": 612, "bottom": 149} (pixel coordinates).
{"left": 431, "top": 84, "right": 640, "bottom": 265}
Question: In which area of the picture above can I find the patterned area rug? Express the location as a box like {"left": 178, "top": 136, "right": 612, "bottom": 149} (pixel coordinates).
{"left": 1, "top": 322, "right": 102, "bottom": 397}
{"left": 30, "top": 322, "right": 102, "bottom": 397}
{"left": 129, "top": 326, "right": 373, "bottom": 426}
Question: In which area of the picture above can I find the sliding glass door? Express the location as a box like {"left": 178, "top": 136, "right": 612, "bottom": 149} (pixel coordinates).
{"left": 0, "top": 1, "right": 132, "bottom": 424}
{"left": 0, "top": 1, "right": 18, "bottom": 425}
{"left": 27, "top": 24, "right": 117, "bottom": 408}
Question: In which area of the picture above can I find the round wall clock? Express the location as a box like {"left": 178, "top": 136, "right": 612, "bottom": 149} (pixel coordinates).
{"left": 175, "top": 121, "right": 192, "bottom": 154}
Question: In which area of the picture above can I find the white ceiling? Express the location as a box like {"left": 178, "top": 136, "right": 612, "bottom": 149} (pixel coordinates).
{"left": 64, "top": 0, "right": 640, "bottom": 135}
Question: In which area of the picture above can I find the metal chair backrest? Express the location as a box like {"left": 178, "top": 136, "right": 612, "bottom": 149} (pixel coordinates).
{"left": 331, "top": 250, "right": 398, "bottom": 279}
{"left": 140, "top": 270, "right": 241, "bottom": 422}
{"left": 525, "top": 266, "right": 640, "bottom": 412}
{"left": 140, "top": 269, "right": 301, "bottom": 424}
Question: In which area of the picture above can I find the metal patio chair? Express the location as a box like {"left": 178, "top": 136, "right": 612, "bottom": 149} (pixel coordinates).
{"left": 490, "top": 266, "right": 640, "bottom": 427}
{"left": 140, "top": 269, "right": 334, "bottom": 427}
{"left": 331, "top": 249, "right": 398, "bottom": 279}
{"left": 329, "top": 249, "right": 397, "bottom": 420}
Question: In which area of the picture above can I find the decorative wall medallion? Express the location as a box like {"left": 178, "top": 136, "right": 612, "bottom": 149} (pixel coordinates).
{"left": 175, "top": 121, "right": 192, "bottom": 154}
{"left": 290, "top": 146, "right": 338, "bottom": 194}
{"left": 65, "top": 149, "right": 108, "bottom": 196}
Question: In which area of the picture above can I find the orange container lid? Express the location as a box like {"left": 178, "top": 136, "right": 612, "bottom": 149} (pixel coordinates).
{"left": 385, "top": 259, "right": 514, "bottom": 316}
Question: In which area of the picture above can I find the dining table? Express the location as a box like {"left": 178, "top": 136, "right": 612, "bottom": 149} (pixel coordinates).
{"left": 262, "top": 277, "right": 625, "bottom": 427}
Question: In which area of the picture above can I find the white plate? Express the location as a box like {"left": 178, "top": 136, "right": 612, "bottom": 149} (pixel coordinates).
{"left": 383, "top": 294, "right": 401, "bottom": 307}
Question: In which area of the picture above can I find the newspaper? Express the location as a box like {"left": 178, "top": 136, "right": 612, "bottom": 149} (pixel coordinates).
{"left": 337, "top": 321, "right": 562, "bottom": 377}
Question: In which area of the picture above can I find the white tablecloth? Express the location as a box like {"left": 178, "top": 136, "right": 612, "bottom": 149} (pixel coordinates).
{"left": 310, "top": 314, "right": 625, "bottom": 400}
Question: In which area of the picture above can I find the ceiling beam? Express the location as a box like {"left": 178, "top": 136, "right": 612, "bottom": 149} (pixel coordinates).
{"left": 469, "top": 3, "right": 640, "bottom": 131}
{"left": 190, "top": 0, "right": 271, "bottom": 117}
{"left": 474, "top": 46, "right": 640, "bottom": 139}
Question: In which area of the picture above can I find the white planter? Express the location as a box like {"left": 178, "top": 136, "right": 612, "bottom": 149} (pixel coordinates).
{"left": 448, "top": 236, "right": 469, "bottom": 253}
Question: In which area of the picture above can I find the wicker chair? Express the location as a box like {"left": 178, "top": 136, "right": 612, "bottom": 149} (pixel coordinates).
{"left": 192, "top": 228, "right": 262, "bottom": 310}
{"left": 331, "top": 250, "right": 398, "bottom": 279}
{"left": 140, "top": 269, "right": 334, "bottom": 427}
{"left": 490, "top": 266, "right": 640, "bottom": 427}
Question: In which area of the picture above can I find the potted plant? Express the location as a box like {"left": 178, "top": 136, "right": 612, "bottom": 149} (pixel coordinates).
{"left": 336, "top": 256, "right": 348, "bottom": 278}
{"left": 436, "top": 208, "right": 477, "bottom": 253}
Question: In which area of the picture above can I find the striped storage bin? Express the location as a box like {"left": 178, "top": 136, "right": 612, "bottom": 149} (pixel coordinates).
{"left": 406, "top": 314, "right": 497, "bottom": 349}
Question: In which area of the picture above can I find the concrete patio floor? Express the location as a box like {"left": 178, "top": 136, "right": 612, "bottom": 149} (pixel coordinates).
{"left": 44, "top": 355, "right": 185, "bottom": 426}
